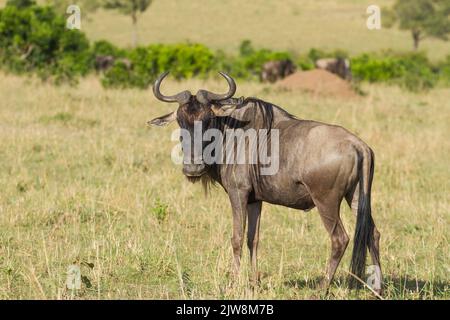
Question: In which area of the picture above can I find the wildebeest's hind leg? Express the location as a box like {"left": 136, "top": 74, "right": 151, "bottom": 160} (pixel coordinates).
{"left": 346, "top": 187, "right": 382, "bottom": 294}
{"left": 314, "top": 197, "right": 350, "bottom": 292}
{"left": 247, "top": 201, "right": 262, "bottom": 285}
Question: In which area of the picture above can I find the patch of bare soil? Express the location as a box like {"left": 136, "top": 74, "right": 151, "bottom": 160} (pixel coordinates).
{"left": 278, "top": 69, "right": 358, "bottom": 99}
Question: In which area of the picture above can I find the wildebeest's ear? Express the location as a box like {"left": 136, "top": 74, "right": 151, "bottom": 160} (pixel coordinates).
{"left": 147, "top": 111, "right": 177, "bottom": 126}
{"left": 211, "top": 105, "right": 237, "bottom": 117}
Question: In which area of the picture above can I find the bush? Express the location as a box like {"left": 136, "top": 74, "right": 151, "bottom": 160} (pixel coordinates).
{"left": 156, "top": 43, "right": 216, "bottom": 78}
{"left": 56, "top": 29, "right": 92, "bottom": 77}
{"left": 0, "top": 3, "right": 448, "bottom": 91}
{"left": 351, "top": 51, "right": 438, "bottom": 91}
{"left": 239, "top": 39, "right": 254, "bottom": 57}
{"left": 351, "top": 53, "right": 403, "bottom": 82}
{"left": 101, "top": 43, "right": 216, "bottom": 89}
{"left": 221, "top": 40, "right": 293, "bottom": 79}
{"left": 297, "top": 54, "right": 315, "bottom": 71}
{"left": 101, "top": 61, "right": 133, "bottom": 88}
{"left": 307, "top": 48, "right": 349, "bottom": 61}
{"left": 397, "top": 53, "right": 438, "bottom": 91}
{"left": 102, "top": 40, "right": 294, "bottom": 88}
{"left": 242, "top": 48, "right": 292, "bottom": 77}
{"left": 0, "top": 3, "right": 92, "bottom": 83}
{"left": 295, "top": 48, "right": 349, "bottom": 72}
{"left": 437, "top": 55, "right": 450, "bottom": 85}
{"left": 91, "top": 40, "right": 125, "bottom": 58}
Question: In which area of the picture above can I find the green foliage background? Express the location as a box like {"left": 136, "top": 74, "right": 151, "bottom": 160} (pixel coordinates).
{"left": 0, "top": 2, "right": 449, "bottom": 91}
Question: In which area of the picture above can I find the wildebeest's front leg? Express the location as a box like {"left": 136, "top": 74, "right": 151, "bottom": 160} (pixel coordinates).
{"left": 228, "top": 190, "right": 249, "bottom": 276}
{"left": 247, "top": 201, "right": 262, "bottom": 285}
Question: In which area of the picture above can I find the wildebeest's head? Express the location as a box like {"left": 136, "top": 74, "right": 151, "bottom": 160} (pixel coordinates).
{"left": 149, "top": 72, "right": 237, "bottom": 178}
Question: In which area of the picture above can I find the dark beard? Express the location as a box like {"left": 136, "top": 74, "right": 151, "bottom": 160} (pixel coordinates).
{"left": 185, "top": 171, "right": 216, "bottom": 195}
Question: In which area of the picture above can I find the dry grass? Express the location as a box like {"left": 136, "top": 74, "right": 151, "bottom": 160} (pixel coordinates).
{"left": 0, "top": 73, "right": 448, "bottom": 299}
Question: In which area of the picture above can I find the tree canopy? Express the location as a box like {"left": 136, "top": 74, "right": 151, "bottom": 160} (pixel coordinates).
{"left": 384, "top": 0, "right": 450, "bottom": 50}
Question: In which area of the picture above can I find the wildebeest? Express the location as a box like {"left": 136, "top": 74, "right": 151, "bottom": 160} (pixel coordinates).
{"left": 149, "top": 72, "right": 382, "bottom": 294}
{"left": 94, "top": 55, "right": 133, "bottom": 72}
{"left": 316, "top": 58, "right": 352, "bottom": 80}
{"left": 95, "top": 55, "right": 115, "bottom": 71}
{"left": 260, "top": 59, "right": 296, "bottom": 83}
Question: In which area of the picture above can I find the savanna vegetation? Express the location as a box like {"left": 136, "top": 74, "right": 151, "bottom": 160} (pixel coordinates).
{"left": 0, "top": 74, "right": 448, "bottom": 299}
{"left": 0, "top": 0, "right": 448, "bottom": 299}
{"left": 1, "top": 0, "right": 450, "bottom": 91}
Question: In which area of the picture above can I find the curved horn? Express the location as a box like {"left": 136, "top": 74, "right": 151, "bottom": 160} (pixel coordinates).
{"left": 196, "top": 72, "right": 236, "bottom": 104}
{"left": 153, "top": 72, "right": 191, "bottom": 104}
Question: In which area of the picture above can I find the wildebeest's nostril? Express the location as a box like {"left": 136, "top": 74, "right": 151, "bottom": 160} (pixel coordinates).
{"left": 182, "top": 164, "right": 206, "bottom": 176}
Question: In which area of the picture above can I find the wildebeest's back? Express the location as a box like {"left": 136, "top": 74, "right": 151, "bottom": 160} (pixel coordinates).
{"left": 217, "top": 99, "right": 365, "bottom": 210}
{"left": 287, "top": 120, "right": 369, "bottom": 203}
{"left": 254, "top": 118, "right": 365, "bottom": 209}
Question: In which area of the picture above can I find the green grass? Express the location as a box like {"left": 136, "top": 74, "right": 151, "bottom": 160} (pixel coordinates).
{"left": 0, "top": 74, "right": 448, "bottom": 299}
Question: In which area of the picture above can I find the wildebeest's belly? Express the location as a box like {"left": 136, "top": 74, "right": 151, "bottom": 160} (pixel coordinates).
{"left": 253, "top": 179, "right": 315, "bottom": 211}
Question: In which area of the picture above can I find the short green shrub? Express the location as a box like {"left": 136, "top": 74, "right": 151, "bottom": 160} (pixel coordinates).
{"left": 398, "top": 54, "right": 438, "bottom": 91}
{"left": 351, "top": 53, "right": 403, "bottom": 82}
{"left": 307, "top": 48, "right": 349, "bottom": 61}
{"left": 242, "top": 48, "right": 292, "bottom": 77}
{"left": 101, "top": 62, "right": 133, "bottom": 88}
{"left": 0, "top": 3, "right": 448, "bottom": 92}
{"left": 297, "top": 54, "right": 315, "bottom": 71}
{"left": 101, "top": 43, "right": 216, "bottom": 89}
{"left": 437, "top": 55, "right": 450, "bottom": 85}
{"left": 91, "top": 40, "right": 126, "bottom": 58}
{"left": 351, "top": 51, "right": 438, "bottom": 91}
{"left": 151, "top": 198, "right": 169, "bottom": 223}
{"left": 221, "top": 40, "right": 293, "bottom": 79}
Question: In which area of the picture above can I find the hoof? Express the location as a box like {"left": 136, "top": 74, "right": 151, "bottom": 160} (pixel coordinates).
{"left": 250, "top": 272, "right": 261, "bottom": 288}
{"left": 317, "top": 279, "right": 330, "bottom": 295}
{"left": 373, "top": 288, "right": 383, "bottom": 298}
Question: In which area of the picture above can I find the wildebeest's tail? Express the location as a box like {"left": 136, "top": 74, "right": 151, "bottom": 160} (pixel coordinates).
{"left": 350, "top": 148, "right": 375, "bottom": 287}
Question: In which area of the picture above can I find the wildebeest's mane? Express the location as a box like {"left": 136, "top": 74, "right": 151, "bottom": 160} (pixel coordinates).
{"left": 189, "top": 97, "right": 297, "bottom": 194}
{"left": 213, "top": 96, "right": 295, "bottom": 131}
{"left": 243, "top": 97, "right": 275, "bottom": 133}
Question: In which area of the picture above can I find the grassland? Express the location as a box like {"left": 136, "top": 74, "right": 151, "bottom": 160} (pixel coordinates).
{"left": 0, "top": 0, "right": 449, "bottom": 300}
{"left": 0, "top": 73, "right": 448, "bottom": 299}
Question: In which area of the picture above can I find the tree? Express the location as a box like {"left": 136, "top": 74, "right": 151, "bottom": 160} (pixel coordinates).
{"left": 384, "top": 0, "right": 450, "bottom": 50}
{"left": 103, "top": 0, "right": 153, "bottom": 47}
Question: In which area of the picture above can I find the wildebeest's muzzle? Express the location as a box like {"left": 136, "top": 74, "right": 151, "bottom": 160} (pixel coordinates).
{"left": 149, "top": 71, "right": 239, "bottom": 178}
